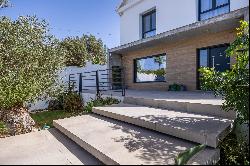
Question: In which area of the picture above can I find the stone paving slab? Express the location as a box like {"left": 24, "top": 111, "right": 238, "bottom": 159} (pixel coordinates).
{"left": 0, "top": 129, "right": 102, "bottom": 165}
{"left": 54, "top": 114, "right": 220, "bottom": 165}
{"left": 123, "top": 97, "right": 236, "bottom": 119}
{"left": 93, "top": 103, "right": 234, "bottom": 148}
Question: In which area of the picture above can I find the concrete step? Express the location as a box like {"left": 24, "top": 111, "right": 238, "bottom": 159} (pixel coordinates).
{"left": 123, "top": 97, "right": 236, "bottom": 119}
{"left": 54, "top": 114, "right": 220, "bottom": 165}
{"left": 93, "top": 103, "right": 234, "bottom": 148}
{"left": 0, "top": 128, "right": 102, "bottom": 165}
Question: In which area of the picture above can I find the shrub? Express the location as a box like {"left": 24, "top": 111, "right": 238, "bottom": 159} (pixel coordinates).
{"left": 219, "top": 133, "right": 249, "bottom": 165}
{"left": 85, "top": 97, "right": 120, "bottom": 113}
{"left": 168, "top": 83, "right": 186, "bottom": 91}
{"left": 63, "top": 92, "right": 84, "bottom": 112}
{"left": 48, "top": 98, "right": 63, "bottom": 111}
{"left": 47, "top": 91, "right": 84, "bottom": 112}
{"left": 199, "top": 21, "right": 249, "bottom": 124}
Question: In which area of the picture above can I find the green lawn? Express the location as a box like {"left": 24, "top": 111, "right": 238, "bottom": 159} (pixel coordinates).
{"left": 31, "top": 110, "right": 86, "bottom": 128}
{"left": 0, "top": 121, "right": 9, "bottom": 137}
{"left": 0, "top": 121, "right": 5, "bottom": 129}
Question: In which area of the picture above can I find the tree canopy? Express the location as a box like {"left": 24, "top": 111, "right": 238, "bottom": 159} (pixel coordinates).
{"left": 60, "top": 35, "right": 107, "bottom": 67}
{"left": 0, "top": 16, "right": 66, "bottom": 109}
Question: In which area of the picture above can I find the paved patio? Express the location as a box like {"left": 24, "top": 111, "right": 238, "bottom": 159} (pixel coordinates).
{"left": 0, "top": 129, "right": 102, "bottom": 165}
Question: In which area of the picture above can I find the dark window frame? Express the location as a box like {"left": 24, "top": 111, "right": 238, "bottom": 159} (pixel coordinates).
{"left": 134, "top": 53, "right": 167, "bottom": 83}
{"left": 142, "top": 9, "right": 156, "bottom": 39}
{"left": 196, "top": 43, "right": 230, "bottom": 90}
{"left": 198, "top": 0, "right": 230, "bottom": 21}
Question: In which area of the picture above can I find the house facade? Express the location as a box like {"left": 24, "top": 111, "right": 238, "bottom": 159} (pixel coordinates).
{"left": 109, "top": 0, "right": 249, "bottom": 91}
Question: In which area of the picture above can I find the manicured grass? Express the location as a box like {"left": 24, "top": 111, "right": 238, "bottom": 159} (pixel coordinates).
{"left": 31, "top": 110, "right": 85, "bottom": 128}
{"left": 0, "top": 121, "right": 5, "bottom": 129}
{"left": 0, "top": 121, "right": 9, "bottom": 137}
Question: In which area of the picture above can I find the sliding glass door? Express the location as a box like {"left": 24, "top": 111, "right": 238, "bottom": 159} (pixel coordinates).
{"left": 197, "top": 44, "right": 230, "bottom": 89}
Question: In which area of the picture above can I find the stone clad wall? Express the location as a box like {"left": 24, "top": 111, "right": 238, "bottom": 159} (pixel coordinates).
{"left": 122, "top": 29, "right": 237, "bottom": 91}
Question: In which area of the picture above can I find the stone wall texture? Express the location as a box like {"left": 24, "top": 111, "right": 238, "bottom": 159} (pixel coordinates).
{"left": 121, "top": 29, "right": 237, "bottom": 91}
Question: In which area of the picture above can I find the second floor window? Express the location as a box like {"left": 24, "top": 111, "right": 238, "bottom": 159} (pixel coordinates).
{"left": 199, "top": 0, "right": 230, "bottom": 21}
{"left": 142, "top": 10, "right": 156, "bottom": 38}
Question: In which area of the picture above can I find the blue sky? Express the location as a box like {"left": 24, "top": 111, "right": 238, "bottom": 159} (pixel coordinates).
{"left": 0, "top": 0, "right": 121, "bottom": 48}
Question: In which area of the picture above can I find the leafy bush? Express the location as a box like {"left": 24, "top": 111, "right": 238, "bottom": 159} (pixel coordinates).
{"left": 219, "top": 132, "right": 249, "bottom": 165}
{"left": 60, "top": 35, "right": 107, "bottom": 67}
{"left": 48, "top": 98, "right": 63, "bottom": 111}
{"left": 168, "top": 83, "right": 186, "bottom": 91}
{"left": 85, "top": 97, "right": 120, "bottom": 113}
{"left": 47, "top": 91, "right": 84, "bottom": 112}
{"left": 0, "top": 16, "right": 65, "bottom": 110}
{"left": 63, "top": 92, "right": 84, "bottom": 112}
{"left": 199, "top": 21, "right": 249, "bottom": 124}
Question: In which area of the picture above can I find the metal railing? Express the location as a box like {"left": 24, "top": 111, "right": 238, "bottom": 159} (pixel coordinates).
{"left": 68, "top": 67, "right": 126, "bottom": 97}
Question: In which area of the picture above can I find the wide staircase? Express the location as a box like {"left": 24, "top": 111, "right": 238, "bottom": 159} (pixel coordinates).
{"left": 53, "top": 96, "right": 235, "bottom": 165}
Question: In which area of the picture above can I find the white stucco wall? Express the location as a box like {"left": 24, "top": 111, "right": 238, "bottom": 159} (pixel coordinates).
{"left": 119, "top": 0, "right": 249, "bottom": 45}
{"left": 231, "top": 0, "right": 249, "bottom": 11}
{"left": 29, "top": 62, "right": 108, "bottom": 111}
{"left": 59, "top": 62, "right": 109, "bottom": 92}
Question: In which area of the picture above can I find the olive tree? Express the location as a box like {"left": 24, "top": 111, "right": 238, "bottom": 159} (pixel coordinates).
{"left": 0, "top": 16, "right": 66, "bottom": 134}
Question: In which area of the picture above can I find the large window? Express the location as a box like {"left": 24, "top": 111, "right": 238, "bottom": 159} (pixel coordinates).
{"left": 134, "top": 54, "right": 166, "bottom": 83}
{"left": 199, "top": 0, "right": 230, "bottom": 21}
{"left": 142, "top": 10, "right": 156, "bottom": 38}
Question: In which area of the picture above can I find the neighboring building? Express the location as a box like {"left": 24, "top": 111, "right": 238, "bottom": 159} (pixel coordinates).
{"left": 109, "top": 0, "right": 249, "bottom": 91}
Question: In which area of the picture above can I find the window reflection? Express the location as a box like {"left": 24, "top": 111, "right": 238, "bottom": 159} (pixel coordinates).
{"left": 199, "top": 0, "right": 230, "bottom": 20}
{"left": 199, "top": 49, "right": 208, "bottom": 67}
{"left": 142, "top": 10, "right": 156, "bottom": 38}
{"left": 135, "top": 54, "right": 166, "bottom": 82}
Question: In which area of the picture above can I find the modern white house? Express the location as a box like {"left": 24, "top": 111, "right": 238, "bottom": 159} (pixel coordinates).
{"left": 3, "top": 1, "right": 249, "bottom": 165}
{"left": 109, "top": 0, "right": 249, "bottom": 91}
